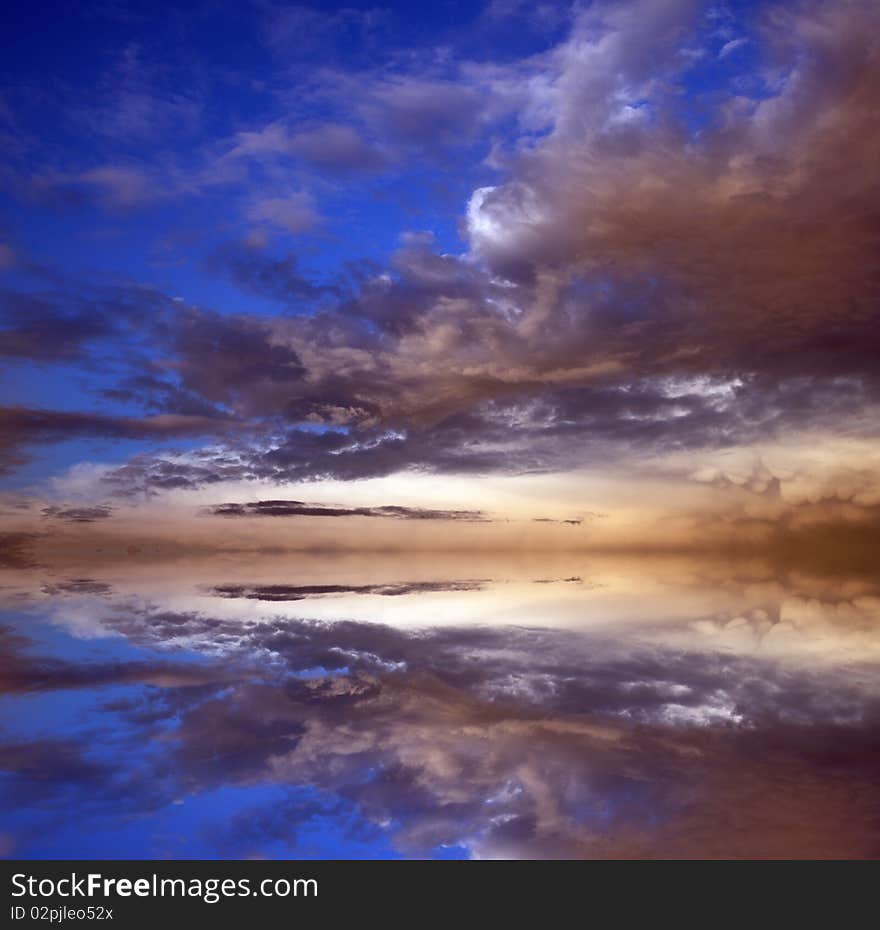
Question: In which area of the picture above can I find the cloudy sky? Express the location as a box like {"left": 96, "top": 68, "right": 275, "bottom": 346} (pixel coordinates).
{"left": 2, "top": 0, "right": 879, "bottom": 552}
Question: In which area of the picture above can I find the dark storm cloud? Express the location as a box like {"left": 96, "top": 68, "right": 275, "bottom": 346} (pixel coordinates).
{"left": 463, "top": 0, "right": 880, "bottom": 378}
{"left": 209, "top": 500, "right": 487, "bottom": 520}
{"left": 102, "top": 450, "right": 250, "bottom": 494}
{"left": 101, "top": 417, "right": 521, "bottom": 493}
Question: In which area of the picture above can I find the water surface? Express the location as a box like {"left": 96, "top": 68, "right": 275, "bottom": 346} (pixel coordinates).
{"left": 1, "top": 552, "right": 878, "bottom": 858}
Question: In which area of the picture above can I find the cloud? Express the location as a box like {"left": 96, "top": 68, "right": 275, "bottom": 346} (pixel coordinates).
{"left": 362, "top": 78, "right": 488, "bottom": 149}
{"left": 0, "top": 532, "right": 37, "bottom": 568}
{"left": 0, "top": 622, "right": 239, "bottom": 697}
{"left": 3, "top": 0, "right": 880, "bottom": 508}
{"left": 76, "top": 166, "right": 157, "bottom": 210}
{"left": 465, "top": 0, "right": 880, "bottom": 388}
{"left": 0, "top": 286, "right": 145, "bottom": 361}
{"left": 42, "top": 505, "right": 113, "bottom": 523}
{"left": 206, "top": 241, "right": 344, "bottom": 306}
{"left": 0, "top": 738, "right": 116, "bottom": 808}
{"left": 0, "top": 406, "right": 233, "bottom": 476}
{"left": 4, "top": 594, "right": 877, "bottom": 858}
{"left": 2, "top": 1, "right": 880, "bottom": 859}
{"left": 288, "top": 123, "right": 389, "bottom": 174}
{"left": 229, "top": 121, "right": 389, "bottom": 175}
{"left": 209, "top": 500, "right": 488, "bottom": 520}
{"left": 26, "top": 166, "right": 163, "bottom": 212}
{"left": 165, "top": 307, "right": 307, "bottom": 415}
{"left": 246, "top": 192, "right": 322, "bottom": 235}
{"left": 210, "top": 580, "right": 486, "bottom": 601}
{"left": 718, "top": 36, "right": 749, "bottom": 58}
{"left": 41, "top": 578, "right": 112, "bottom": 596}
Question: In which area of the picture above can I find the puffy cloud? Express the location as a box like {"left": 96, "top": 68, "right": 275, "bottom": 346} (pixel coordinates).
{"left": 466, "top": 0, "right": 880, "bottom": 387}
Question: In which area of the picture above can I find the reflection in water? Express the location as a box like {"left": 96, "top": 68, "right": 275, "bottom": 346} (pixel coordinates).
{"left": 1, "top": 552, "right": 878, "bottom": 859}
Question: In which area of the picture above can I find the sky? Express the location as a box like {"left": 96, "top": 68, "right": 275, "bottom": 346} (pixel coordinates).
{"left": 2, "top": 0, "right": 880, "bottom": 553}
{"left": 2, "top": 2, "right": 880, "bottom": 860}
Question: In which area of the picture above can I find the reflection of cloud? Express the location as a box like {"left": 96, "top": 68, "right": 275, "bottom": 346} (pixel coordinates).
{"left": 211, "top": 580, "right": 487, "bottom": 601}
{"left": 0, "top": 622, "right": 239, "bottom": 696}
{"left": 42, "top": 505, "right": 113, "bottom": 523}
{"left": 2, "top": 598, "right": 878, "bottom": 858}
{"left": 0, "top": 532, "right": 37, "bottom": 568}
{"left": 210, "top": 500, "right": 488, "bottom": 521}
{"left": 6, "top": 550, "right": 879, "bottom": 660}
{"left": 41, "top": 578, "right": 112, "bottom": 596}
